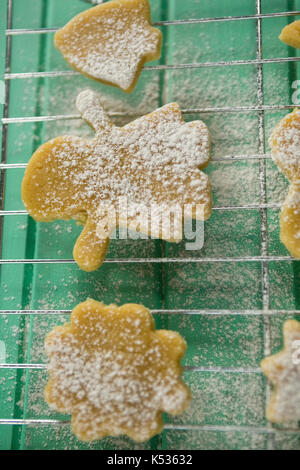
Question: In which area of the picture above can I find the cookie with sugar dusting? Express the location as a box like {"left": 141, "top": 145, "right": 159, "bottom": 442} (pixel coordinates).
{"left": 280, "top": 19, "right": 300, "bottom": 49}
{"left": 44, "top": 299, "right": 191, "bottom": 442}
{"left": 261, "top": 319, "right": 300, "bottom": 423}
{"left": 269, "top": 109, "right": 300, "bottom": 258}
{"left": 22, "top": 89, "right": 212, "bottom": 272}
{"left": 54, "top": 0, "right": 162, "bottom": 93}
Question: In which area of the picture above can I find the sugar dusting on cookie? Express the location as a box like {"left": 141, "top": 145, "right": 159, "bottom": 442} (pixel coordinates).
{"left": 45, "top": 88, "right": 211, "bottom": 211}
{"left": 75, "top": 89, "right": 211, "bottom": 202}
{"left": 269, "top": 109, "right": 300, "bottom": 258}
{"left": 269, "top": 108, "right": 300, "bottom": 183}
{"left": 22, "top": 89, "right": 212, "bottom": 270}
{"left": 261, "top": 320, "right": 300, "bottom": 423}
{"left": 54, "top": 0, "right": 162, "bottom": 93}
{"left": 45, "top": 299, "right": 190, "bottom": 441}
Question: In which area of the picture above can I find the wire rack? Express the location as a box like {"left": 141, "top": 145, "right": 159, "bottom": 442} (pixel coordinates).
{"left": 1, "top": 0, "right": 300, "bottom": 450}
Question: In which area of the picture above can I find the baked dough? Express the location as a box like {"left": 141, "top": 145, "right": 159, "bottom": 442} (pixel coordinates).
{"left": 44, "top": 299, "right": 191, "bottom": 442}
{"left": 22, "top": 89, "right": 212, "bottom": 272}
{"left": 269, "top": 109, "right": 300, "bottom": 258}
{"left": 54, "top": 0, "right": 162, "bottom": 93}
{"left": 261, "top": 319, "right": 300, "bottom": 423}
{"left": 280, "top": 20, "right": 300, "bottom": 49}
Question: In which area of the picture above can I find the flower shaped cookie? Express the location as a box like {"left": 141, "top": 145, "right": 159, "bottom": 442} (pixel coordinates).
{"left": 54, "top": 0, "right": 162, "bottom": 93}
{"left": 22, "top": 89, "right": 212, "bottom": 271}
{"left": 261, "top": 320, "right": 300, "bottom": 423}
{"left": 45, "top": 299, "right": 191, "bottom": 442}
{"left": 269, "top": 109, "right": 300, "bottom": 258}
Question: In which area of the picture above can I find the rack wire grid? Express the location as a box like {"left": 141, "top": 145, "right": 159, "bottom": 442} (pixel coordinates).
{"left": 1, "top": 0, "right": 300, "bottom": 451}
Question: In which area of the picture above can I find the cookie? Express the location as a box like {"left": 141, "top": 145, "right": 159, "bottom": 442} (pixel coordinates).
{"left": 269, "top": 109, "right": 300, "bottom": 258}
{"left": 22, "top": 89, "right": 212, "bottom": 272}
{"left": 261, "top": 319, "right": 300, "bottom": 423}
{"left": 54, "top": 0, "right": 162, "bottom": 93}
{"left": 44, "top": 299, "right": 191, "bottom": 442}
{"left": 280, "top": 20, "right": 300, "bottom": 49}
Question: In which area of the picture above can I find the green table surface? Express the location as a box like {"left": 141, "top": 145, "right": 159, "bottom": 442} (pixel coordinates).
{"left": 0, "top": 0, "right": 300, "bottom": 450}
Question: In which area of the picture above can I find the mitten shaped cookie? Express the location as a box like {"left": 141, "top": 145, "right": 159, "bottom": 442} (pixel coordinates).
{"left": 45, "top": 299, "right": 191, "bottom": 442}
{"left": 54, "top": 0, "right": 162, "bottom": 93}
{"left": 22, "top": 89, "right": 212, "bottom": 272}
{"left": 261, "top": 319, "right": 300, "bottom": 423}
{"left": 269, "top": 109, "right": 300, "bottom": 258}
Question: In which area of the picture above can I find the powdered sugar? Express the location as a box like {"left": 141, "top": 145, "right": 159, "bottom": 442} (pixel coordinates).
{"left": 269, "top": 108, "right": 300, "bottom": 183}
{"left": 283, "top": 185, "right": 300, "bottom": 210}
{"left": 45, "top": 300, "right": 190, "bottom": 441}
{"left": 23, "top": 89, "right": 211, "bottom": 239}
{"left": 54, "top": 0, "right": 162, "bottom": 92}
{"left": 261, "top": 320, "right": 300, "bottom": 423}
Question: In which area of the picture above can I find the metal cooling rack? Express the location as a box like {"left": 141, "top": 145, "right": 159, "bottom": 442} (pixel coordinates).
{"left": 1, "top": 0, "right": 300, "bottom": 450}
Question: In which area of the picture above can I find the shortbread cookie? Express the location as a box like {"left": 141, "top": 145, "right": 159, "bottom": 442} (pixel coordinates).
{"left": 280, "top": 20, "right": 300, "bottom": 49}
{"left": 44, "top": 299, "right": 191, "bottom": 442}
{"left": 22, "top": 89, "right": 212, "bottom": 272}
{"left": 54, "top": 0, "right": 162, "bottom": 93}
{"left": 261, "top": 319, "right": 300, "bottom": 423}
{"left": 269, "top": 109, "right": 300, "bottom": 258}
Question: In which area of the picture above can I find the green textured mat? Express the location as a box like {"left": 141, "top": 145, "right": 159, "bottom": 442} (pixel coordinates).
{"left": 0, "top": 0, "right": 300, "bottom": 450}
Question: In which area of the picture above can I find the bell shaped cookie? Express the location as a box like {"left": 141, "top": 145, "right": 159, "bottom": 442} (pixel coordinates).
{"left": 22, "top": 89, "right": 212, "bottom": 272}
{"left": 54, "top": 0, "right": 162, "bottom": 93}
{"left": 261, "top": 319, "right": 300, "bottom": 423}
{"left": 269, "top": 109, "right": 300, "bottom": 258}
{"left": 45, "top": 299, "right": 191, "bottom": 442}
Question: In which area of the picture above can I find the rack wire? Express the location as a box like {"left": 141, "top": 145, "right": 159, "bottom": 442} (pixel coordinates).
{"left": 1, "top": 0, "right": 300, "bottom": 450}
